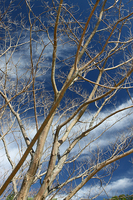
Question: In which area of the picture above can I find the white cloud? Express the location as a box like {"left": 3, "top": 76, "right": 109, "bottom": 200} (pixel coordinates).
{"left": 1, "top": 97, "right": 133, "bottom": 177}
{"left": 45, "top": 177, "right": 133, "bottom": 200}
{"left": 65, "top": 97, "right": 133, "bottom": 158}
{"left": 105, "top": 178, "right": 133, "bottom": 194}
{"left": 71, "top": 177, "right": 133, "bottom": 199}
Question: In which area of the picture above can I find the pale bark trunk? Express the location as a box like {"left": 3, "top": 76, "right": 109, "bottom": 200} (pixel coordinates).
{"left": 17, "top": 115, "right": 54, "bottom": 200}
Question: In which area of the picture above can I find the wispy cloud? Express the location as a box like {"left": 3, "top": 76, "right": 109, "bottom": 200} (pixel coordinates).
{"left": 47, "top": 176, "right": 133, "bottom": 200}
{"left": 1, "top": 96, "right": 133, "bottom": 174}
{"left": 58, "top": 97, "right": 133, "bottom": 161}
{"left": 72, "top": 177, "right": 133, "bottom": 199}
{"left": 105, "top": 178, "right": 133, "bottom": 196}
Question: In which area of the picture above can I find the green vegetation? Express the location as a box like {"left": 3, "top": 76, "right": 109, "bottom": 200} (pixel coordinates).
{"left": 6, "top": 193, "right": 57, "bottom": 200}
{"left": 104, "top": 194, "right": 133, "bottom": 200}
{"left": 6, "top": 193, "right": 14, "bottom": 200}
{"left": 6, "top": 193, "right": 33, "bottom": 200}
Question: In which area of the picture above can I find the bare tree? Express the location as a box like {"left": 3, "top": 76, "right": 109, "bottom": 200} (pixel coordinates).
{"left": 0, "top": 0, "right": 133, "bottom": 199}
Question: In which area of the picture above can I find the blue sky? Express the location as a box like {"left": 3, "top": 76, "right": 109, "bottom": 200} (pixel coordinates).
{"left": 0, "top": 0, "right": 133, "bottom": 199}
